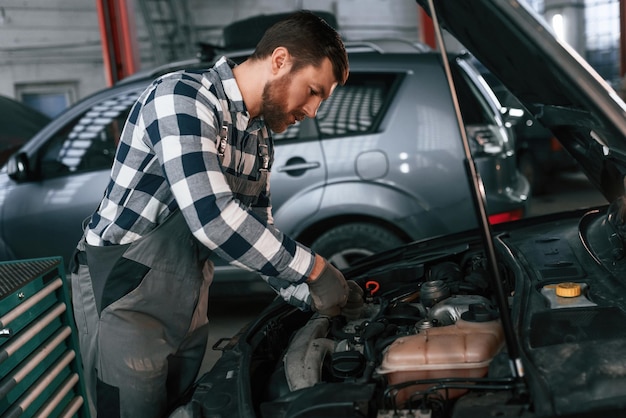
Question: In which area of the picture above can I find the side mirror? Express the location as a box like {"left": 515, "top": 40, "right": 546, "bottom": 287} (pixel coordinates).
{"left": 7, "top": 152, "right": 31, "bottom": 182}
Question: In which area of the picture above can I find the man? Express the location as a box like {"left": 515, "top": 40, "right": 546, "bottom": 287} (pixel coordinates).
{"left": 70, "top": 10, "right": 352, "bottom": 418}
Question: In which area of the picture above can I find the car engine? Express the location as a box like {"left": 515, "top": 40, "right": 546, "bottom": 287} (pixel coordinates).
{"left": 256, "top": 246, "right": 522, "bottom": 418}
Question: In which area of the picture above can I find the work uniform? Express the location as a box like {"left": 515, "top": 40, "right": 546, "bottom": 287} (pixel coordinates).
{"left": 71, "top": 57, "right": 315, "bottom": 417}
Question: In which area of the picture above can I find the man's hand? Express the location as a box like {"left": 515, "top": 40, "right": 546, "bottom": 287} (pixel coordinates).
{"left": 342, "top": 280, "right": 364, "bottom": 320}
{"left": 306, "top": 255, "right": 349, "bottom": 316}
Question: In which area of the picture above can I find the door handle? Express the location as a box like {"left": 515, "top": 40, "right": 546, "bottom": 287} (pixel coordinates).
{"left": 276, "top": 157, "right": 320, "bottom": 176}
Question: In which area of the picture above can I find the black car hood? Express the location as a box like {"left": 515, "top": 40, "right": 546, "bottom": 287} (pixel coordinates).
{"left": 416, "top": 0, "right": 626, "bottom": 203}
{"left": 0, "top": 95, "right": 50, "bottom": 140}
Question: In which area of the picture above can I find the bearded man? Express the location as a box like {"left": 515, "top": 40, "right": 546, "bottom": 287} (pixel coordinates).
{"left": 70, "top": 11, "right": 351, "bottom": 418}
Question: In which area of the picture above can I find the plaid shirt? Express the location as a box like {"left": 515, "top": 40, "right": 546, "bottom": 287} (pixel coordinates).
{"left": 85, "top": 57, "right": 316, "bottom": 293}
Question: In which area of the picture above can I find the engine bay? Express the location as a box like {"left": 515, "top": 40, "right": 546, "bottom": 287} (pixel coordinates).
{"left": 253, "top": 239, "right": 524, "bottom": 418}
{"left": 189, "top": 204, "right": 626, "bottom": 418}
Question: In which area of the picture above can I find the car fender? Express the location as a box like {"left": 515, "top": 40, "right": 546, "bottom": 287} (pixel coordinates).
{"left": 273, "top": 180, "right": 466, "bottom": 242}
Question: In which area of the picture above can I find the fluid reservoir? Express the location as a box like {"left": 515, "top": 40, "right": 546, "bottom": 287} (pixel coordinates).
{"left": 541, "top": 282, "right": 596, "bottom": 309}
{"left": 376, "top": 318, "right": 504, "bottom": 404}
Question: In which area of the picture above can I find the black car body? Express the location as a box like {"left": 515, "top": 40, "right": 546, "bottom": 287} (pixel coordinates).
{"left": 176, "top": 1, "right": 626, "bottom": 417}
{"left": 0, "top": 95, "right": 50, "bottom": 166}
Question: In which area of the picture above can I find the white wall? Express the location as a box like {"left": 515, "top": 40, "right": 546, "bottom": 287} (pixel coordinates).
{"left": 188, "top": 0, "right": 419, "bottom": 47}
{"left": 543, "top": 0, "right": 586, "bottom": 53}
{"left": 0, "top": 0, "right": 419, "bottom": 112}
{"left": 0, "top": 1, "right": 106, "bottom": 106}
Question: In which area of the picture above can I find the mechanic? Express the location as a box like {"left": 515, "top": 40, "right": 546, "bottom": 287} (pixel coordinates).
{"left": 70, "top": 10, "right": 354, "bottom": 418}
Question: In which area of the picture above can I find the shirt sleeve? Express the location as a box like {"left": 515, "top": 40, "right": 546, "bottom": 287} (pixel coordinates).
{"left": 141, "top": 74, "right": 314, "bottom": 284}
{"left": 264, "top": 274, "right": 313, "bottom": 311}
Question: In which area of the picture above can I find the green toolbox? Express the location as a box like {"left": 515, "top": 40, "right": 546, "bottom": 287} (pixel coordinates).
{"left": 0, "top": 257, "right": 89, "bottom": 417}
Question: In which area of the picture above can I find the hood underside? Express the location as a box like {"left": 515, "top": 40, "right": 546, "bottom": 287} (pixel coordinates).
{"left": 416, "top": 0, "right": 626, "bottom": 203}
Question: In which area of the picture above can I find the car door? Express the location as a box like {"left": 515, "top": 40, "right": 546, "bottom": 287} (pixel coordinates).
{"left": 0, "top": 88, "right": 143, "bottom": 264}
{"left": 270, "top": 118, "right": 326, "bottom": 233}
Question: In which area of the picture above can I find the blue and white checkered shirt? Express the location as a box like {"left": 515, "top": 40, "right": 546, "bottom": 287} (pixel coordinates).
{"left": 85, "top": 57, "right": 316, "bottom": 295}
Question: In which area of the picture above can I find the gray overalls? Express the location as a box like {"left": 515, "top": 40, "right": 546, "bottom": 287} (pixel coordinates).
{"left": 71, "top": 112, "right": 270, "bottom": 417}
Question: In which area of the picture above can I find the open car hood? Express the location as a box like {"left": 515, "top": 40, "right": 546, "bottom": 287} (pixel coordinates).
{"left": 416, "top": 0, "right": 626, "bottom": 203}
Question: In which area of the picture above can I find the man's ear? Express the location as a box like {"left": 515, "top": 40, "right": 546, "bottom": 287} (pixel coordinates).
{"left": 271, "top": 47, "right": 291, "bottom": 74}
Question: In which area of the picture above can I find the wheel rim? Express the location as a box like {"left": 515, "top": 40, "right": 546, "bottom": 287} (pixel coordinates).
{"left": 327, "top": 248, "right": 376, "bottom": 270}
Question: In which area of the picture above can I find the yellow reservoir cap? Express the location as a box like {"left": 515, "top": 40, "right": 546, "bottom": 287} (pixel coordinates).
{"left": 556, "top": 282, "right": 582, "bottom": 298}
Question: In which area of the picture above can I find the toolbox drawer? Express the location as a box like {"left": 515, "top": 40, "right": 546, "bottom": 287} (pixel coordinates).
{"left": 0, "top": 257, "right": 89, "bottom": 418}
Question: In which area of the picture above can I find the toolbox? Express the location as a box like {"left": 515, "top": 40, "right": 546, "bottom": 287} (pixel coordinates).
{"left": 0, "top": 257, "right": 89, "bottom": 417}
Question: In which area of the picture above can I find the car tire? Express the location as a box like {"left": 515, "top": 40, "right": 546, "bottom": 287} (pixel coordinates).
{"left": 310, "top": 223, "right": 405, "bottom": 270}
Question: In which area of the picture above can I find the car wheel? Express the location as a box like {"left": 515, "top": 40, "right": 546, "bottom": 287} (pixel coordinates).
{"left": 310, "top": 223, "right": 405, "bottom": 270}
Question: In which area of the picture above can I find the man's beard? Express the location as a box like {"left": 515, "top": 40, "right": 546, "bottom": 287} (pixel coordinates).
{"left": 261, "top": 73, "right": 304, "bottom": 133}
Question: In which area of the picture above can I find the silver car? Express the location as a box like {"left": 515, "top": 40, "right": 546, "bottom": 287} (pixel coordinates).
{"left": 0, "top": 39, "right": 529, "bottom": 295}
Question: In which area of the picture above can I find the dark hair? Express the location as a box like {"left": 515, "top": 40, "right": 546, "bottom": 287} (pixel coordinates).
{"left": 250, "top": 10, "right": 349, "bottom": 85}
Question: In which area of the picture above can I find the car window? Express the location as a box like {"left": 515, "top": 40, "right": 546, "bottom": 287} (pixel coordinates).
{"left": 451, "top": 64, "right": 496, "bottom": 127}
{"left": 273, "top": 72, "right": 399, "bottom": 141}
{"left": 451, "top": 60, "right": 516, "bottom": 155}
{"left": 38, "top": 89, "right": 141, "bottom": 179}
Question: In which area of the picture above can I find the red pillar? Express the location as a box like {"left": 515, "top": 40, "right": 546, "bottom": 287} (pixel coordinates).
{"left": 419, "top": 8, "right": 436, "bottom": 49}
{"left": 96, "top": 0, "right": 140, "bottom": 86}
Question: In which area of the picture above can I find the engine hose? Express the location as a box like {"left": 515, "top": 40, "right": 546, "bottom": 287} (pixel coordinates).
{"left": 283, "top": 316, "right": 333, "bottom": 391}
{"left": 371, "top": 298, "right": 390, "bottom": 322}
{"left": 356, "top": 361, "right": 377, "bottom": 384}
{"left": 374, "top": 333, "right": 405, "bottom": 354}
{"left": 355, "top": 333, "right": 378, "bottom": 384}
{"left": 330, "top": 316, "right": 353, "bottom": 340}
